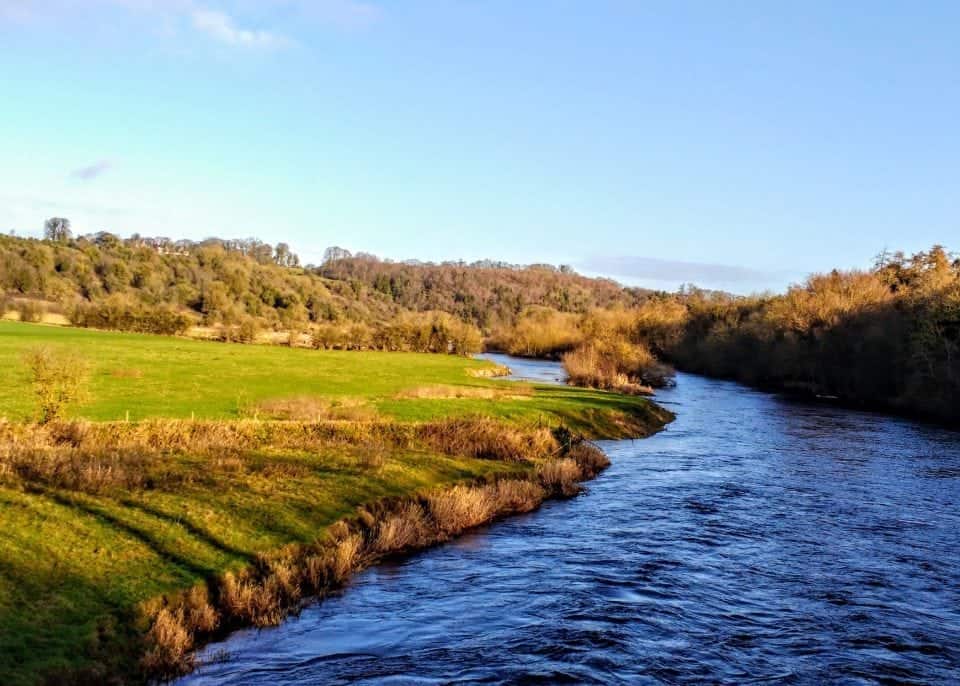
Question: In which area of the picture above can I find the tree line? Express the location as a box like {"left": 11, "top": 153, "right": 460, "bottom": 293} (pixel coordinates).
{"left": 491, "top": 247, "right": 960, "bottom": 422}
{"left": 3, "top": 221, "right": 956, "bottom": 421}
{"left": 1, "top": 221, "right": 644, "bottom": 355}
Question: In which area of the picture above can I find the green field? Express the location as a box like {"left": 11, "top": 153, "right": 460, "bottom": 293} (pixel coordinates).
{"left": 0, "top": 321, "right": 651, "bottom": 434}
{"left": 0, "top": 321, "right": 669, "bottom": 684}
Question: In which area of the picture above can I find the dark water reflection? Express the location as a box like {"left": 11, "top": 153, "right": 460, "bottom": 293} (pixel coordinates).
{"left": 181, "top": 364, "right": 960, "bottom": 685}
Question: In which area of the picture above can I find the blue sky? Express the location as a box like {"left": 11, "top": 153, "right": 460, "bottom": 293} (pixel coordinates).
{"left": 1, "top": 1, "right": 958, "bottom": 293}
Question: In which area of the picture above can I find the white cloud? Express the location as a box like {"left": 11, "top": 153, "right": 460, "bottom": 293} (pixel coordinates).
{"left": 191, "top": 8, "right": 291, "bottom": 48}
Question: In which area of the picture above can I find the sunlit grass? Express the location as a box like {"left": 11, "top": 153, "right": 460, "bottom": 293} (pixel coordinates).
{"left": 0, "top": 321, "right": 656, "bottom": 434}
{"left": 0, "top": 321, "right": 669, "bottom": 684}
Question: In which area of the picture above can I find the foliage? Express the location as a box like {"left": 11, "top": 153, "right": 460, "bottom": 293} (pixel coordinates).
{"left": 489, "top": 306, "right": 583, "bottom": 357}
{"left": 69, "top": 298, "right": 192, "bottom": 335}
{"left": 317, "top": 252, "right": 648, "bottom": 330}
{"left": 16, "top": 300, "right": 44, "bottom": 323}
{"left": 640, "top": 246, "right": 960, "bottom": 422}
{"left": 43, "top": 217, "right": 72, "bottom": 242}
{"left": 0, "top": 230, "right": 646, "bottom": 344}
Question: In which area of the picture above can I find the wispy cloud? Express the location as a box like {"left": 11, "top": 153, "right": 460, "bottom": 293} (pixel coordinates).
{"left": 191, "top": 9, "right": 291, "bottom": 48}
{"left": 70, "top": 160, "right": 113, "bottom": 181}
{"left": 0, "top": 2, "right": 375, "bottom": 45}
{"left": 579, "top": 255, "right": 793, "bottom": 292}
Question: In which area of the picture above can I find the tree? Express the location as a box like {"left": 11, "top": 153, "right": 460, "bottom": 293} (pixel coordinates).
{"left": 44, "top": 217, "right": 72, "bottom": 242}
{"left": 323, "top": 246, "right": 352, "bottom": 264}
{"left": 273, "top": 242, "right": 300, "bottom": 268}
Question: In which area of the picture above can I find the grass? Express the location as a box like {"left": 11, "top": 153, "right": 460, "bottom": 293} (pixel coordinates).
{"left": 0, "top": 444, "right": 521, "bottom": 684}
{"left": 0, "top": 321, "right": 672, "bottom": 684}
{"left": 0, "top": 321, "right": 658, "bottom": 435}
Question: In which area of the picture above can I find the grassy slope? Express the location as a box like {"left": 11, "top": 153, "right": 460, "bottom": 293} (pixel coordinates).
{"left": 0, "top": 449, "right": 521, "bottom": 684}
{"left": 0, "top": 322, "right": 668, "bottom": 684}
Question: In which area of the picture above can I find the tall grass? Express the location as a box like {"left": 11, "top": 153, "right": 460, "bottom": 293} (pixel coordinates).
{"left": 563, "top": 340, "right": 673, "bottom": 394}
{"left": 0, "top": 417, "right": 566, "bottom": 494}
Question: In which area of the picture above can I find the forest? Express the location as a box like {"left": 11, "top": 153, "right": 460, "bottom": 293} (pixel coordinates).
{"left": 0, "top": 221, "right": 641, "bottom": 353}
{"left": 1, "top": 220, "right": 957, "bottom": 423}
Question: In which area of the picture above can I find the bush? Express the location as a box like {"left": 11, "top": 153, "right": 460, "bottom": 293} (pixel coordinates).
{"left": 490, "top": 306, "right": 582, "bottom": 358}
{"left": 69, "top": 300, "right": 192, "bottom": 335}
{"left": 18, "top": 300, "right": 44, "bottom": 323}
{"left": 22, "top": 347, "right": 91, "bottom": 423}
{"left": 563, "top": 340, "right": 672, "bottom": 393}
{"left": 374, "top": 311, "right": 482, "bottom": 355}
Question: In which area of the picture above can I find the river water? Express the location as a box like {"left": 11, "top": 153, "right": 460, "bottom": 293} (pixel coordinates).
{"left": 181, "top": 358, "right": 960, "bottom": 685}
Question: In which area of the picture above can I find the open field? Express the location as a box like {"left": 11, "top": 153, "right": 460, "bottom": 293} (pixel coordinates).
{"left": 0, "top": 321, "right": 658, "bottom": 436}
{"left": 0, "top": 321, "right": 672, "bottom": 684}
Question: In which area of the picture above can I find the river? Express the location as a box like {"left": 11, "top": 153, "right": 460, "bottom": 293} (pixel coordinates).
{"left": 181, "top": 357, "right": 960, "bottom": 684}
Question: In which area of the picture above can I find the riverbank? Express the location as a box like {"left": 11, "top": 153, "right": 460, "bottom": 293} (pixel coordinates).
{"left": 180, "top": 367, "right": 960, "bottom": 685}
{"left": 0, "top": 323, "right": 673, "bottom": 685}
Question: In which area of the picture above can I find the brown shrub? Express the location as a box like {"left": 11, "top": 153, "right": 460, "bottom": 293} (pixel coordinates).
{"left": 218, "top": 570, "right": 286, "bottom": 628}
{"left": 141, "top": 608, "right": 193, "bottom": 678}
{"left": 490, "top": 306, "right": 583, "bottom": 358}
{"left": 489, "top": 479, "right": 546, "bottom": 513}
{"left": 428, "top": 485, "right": 496, "bottom": 535}
{"left": 563, "top": 340, "right": 670, "bottom": 393}
{"left": 537, "top": 458, "right": 583, "bottom": 497}
{"left": 373, "top": 502, "right": 430, "bottom": 553}
{"left": 331, "top": 533, "right": 363, "bottom": 581}
{"left": 18, "top": 300, "right": 45, "bottom": 323}
{"left": 0, "top": 417, "right": 610, "bottom": 497}
{"left": 567, "top": 441, "right": 610, "bottom": 478}
{"left": 183, "top": 586, "right": 219, "bottom": 634}
{"left": 419, "top": 417, "right": 557, "bottom": 462}
{"left": 466, "top": 364, "right": 511, "bottom": 378}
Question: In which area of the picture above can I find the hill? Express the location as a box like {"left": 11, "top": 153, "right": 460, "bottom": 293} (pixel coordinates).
{"left": 0, "top": 230, "right": 648, "bottom": 346}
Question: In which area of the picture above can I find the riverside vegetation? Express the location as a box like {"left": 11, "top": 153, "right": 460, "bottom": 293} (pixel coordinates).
{"left": 4, "top": 226, "right": 955, "bottom": 421}
{"left": 0, "top": 321, "right": 672, "bottom": 685}
{"left": 487, "top": 249, "right": 960, "bottom": 423}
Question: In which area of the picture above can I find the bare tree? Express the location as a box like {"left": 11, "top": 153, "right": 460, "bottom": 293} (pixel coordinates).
{"left": 274, "top": 242, "right": 300, "bottom": 268}
{"left": 323, "top": 246, "right": 352, "bottom": 264}
{"left": 44, "top": 217, "right": 72, "bottom": 242}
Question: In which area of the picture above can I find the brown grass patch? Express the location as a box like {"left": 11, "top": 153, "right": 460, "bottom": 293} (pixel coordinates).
{"left": 244, "top": 396, "right": 379, "bottom": 422}
{"left": 0, "top": 417, "right": 571, "bottom": 494}
{"left": 110, "top": 367, "right": 144, "bottom": 379}
{"left": 466, "top": 364, "right": 511, "bottom": 378}
{"left": 537, "top": 458, "right": 584, "bottom": 497}
{"left": 395, "top": 384, "right": 533, "bottom": 400}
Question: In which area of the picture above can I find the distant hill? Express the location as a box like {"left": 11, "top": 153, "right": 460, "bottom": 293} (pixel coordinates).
{"left": 315, "top": 249, "right": 649, "bottom": 329}
{"left": 0, "top": 229, "right": 650, "bottom": 340}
